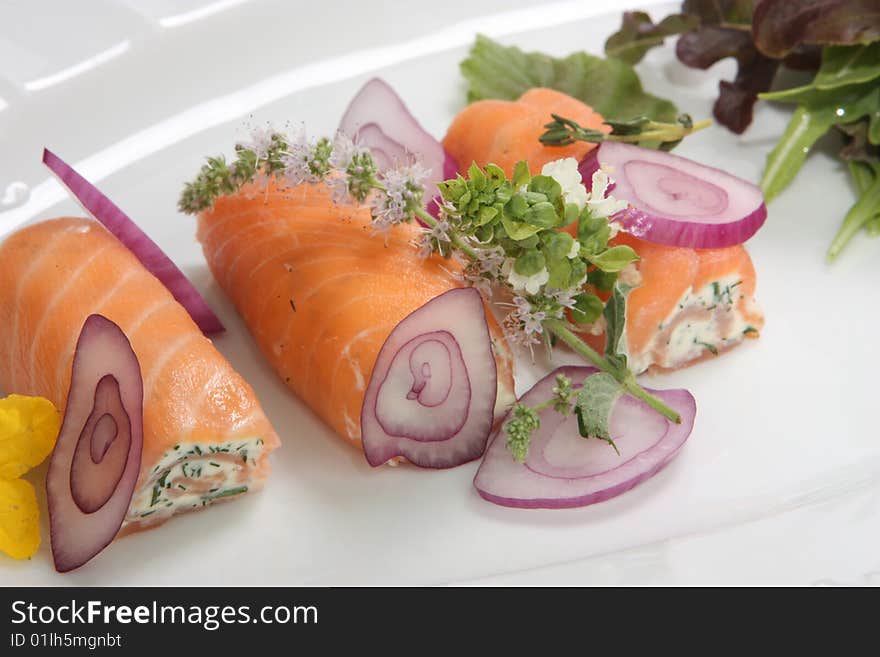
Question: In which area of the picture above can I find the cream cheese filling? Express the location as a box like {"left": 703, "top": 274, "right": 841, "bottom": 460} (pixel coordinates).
{"left": 624, "top": 275, "right": 760, "bottom": 374}
{"left": 126, "top": 437, "right": 267, "bottom": 525}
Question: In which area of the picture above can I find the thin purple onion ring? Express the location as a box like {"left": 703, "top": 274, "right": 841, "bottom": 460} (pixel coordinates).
{"left": 474, "top": 366, "right": 696, "bottom": 509}
{"left": 580, "top": 141, "right": 767, "bottom": 248}
{"left": 47, "top": 315, "right": 143, "bottom": 572}
{"left": 42, "top": 148, "right": 224, "bottom": 336}
{"left": 361, "top": 288, "right": 497, "bottom": 468}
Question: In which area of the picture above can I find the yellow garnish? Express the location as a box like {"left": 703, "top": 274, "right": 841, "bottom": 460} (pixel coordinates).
{"left": 0, "top": 395, "right": 60, "bottom": 480}
{"left": 0, "top": 394, "right": 61, "bottom": 560}
{"left": 0, "top": 479, "right": 41, "bottom": 560}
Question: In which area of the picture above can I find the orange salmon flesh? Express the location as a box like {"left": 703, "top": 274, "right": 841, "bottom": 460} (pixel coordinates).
{"left": 197, "top": 182, "right": 515, "bottom": 452}
{"left": 0, "top": 218, "right": 280, "bottom": 531}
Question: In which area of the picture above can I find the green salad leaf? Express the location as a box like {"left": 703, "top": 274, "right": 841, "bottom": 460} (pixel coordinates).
{"left": 761, "top": 43, "right": 880, "bottom": 103}
{"left": 461, "top": 34, "right": 678, "bottom": 123}
{"left": 761, "top": 78, "right": 880, "bottom": 202}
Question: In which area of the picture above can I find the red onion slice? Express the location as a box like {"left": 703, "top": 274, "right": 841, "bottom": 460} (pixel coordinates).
{"left": 47, "top": 315, "right": 143, "bottom": 572}
{"left": 474, "top": 366, "right": 696, "bottom": 509}
{"left": 42, "top": 148, "right": 225, "bottom": 336}
{"left": 338, "top": 78, "right": 459, "bottom": 217}
{"left": 361, "top": 288, "right": 497, "bottom": 468}
{"left": 580, "top": 142, "right": 767, "bottom": 248}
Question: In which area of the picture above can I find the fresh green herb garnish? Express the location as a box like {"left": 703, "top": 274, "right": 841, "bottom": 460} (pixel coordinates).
{"left": 505, "top": 403, "right": 541, "bottom": 463}
{"left": 574, "top": 372, "right": 623, "bottom": 454}
{"left": 540, "top": 113, "right": 710, "bottom": 150}
{"left": 504, "top": 371, "right": 625, "bottom": 462}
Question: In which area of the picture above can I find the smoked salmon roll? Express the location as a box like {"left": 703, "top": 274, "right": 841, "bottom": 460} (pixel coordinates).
{"left": 443, "top": 86, "right": 764, "bottom": 373}
{"left": 196, "top": 181, "right": 515, "bottom": 464}
{"left": 0, "top": 218, "right": 280, "bottom": 531}
{"left": 581, "top": 233, "right": 764, "bottom": 373}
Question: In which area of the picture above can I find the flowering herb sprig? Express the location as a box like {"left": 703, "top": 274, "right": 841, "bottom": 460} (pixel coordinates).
{"left": 504, "top": 372, "right": 624, "bottom": 463}
{"left": 179, "top": 125, "right": 682, "bottom": 463}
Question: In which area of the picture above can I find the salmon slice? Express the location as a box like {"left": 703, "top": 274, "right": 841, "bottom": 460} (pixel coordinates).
{"left": 0, "top": 218, "right": 280, "bottom": 531}
{"left": 579, "top": 233, "right": 764, "bottom": 373}
{"left": 442, "top": 87, "right": 610, "bottom": 177}
{"left": 197, "top": 182, "right": 515, "bottom": 453}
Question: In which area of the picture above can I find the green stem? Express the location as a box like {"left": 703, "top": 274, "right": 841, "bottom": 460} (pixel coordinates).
{"left": 416, "top": 204, "right": 681, "bottom": 425}
{"left": 607, "top": 119, "right": 712, "bottom": 144}
{"left": 544, "top": 319, "right": 682, "bottom": 424}
{"left": 415, "top": 207, "right": 480, "bottom": 260}
{"left": 827, "top": 178, "right": 880, "bottom": 261}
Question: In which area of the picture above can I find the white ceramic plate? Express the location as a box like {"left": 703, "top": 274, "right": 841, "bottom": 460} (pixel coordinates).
{"left": 2, "top": 0, "right": 879, "bottom": 586}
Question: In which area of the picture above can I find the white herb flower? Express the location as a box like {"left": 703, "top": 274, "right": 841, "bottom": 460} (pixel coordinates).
{"left": 473, "top": 246, "right": 506, "bottom": 277}
{"left": 326, "top": 173, "right": 354, "bottom": 205}
{"left": 502, "top": 314, "right": 540, "bottom": 347}
{"left": 513, "top": 297, "right": 547, "bottom": 336}
{"left": 416, "top": 232, "right": 436, "bottom": 258}
{"left": 502, "top": 299, "right": 545, "bottom": 348}
{"left": 549, "top": 287, "right": 578, "bottom": 309}
{"left": 281, "top": 127, "right": 323, "bottom": 185}
{"left": 238, "top": 124, "right": 276, "bottom": 160}
{"left": 503, "top": 258, "right": 550, "bottom": 295}
{"left": 542, "top": 158, "right": 588, "bottom": 209}
{"left": 429, "top": 219, "right": 451, "bottom": 242}
{"left": 586, "top": 168, "right": 628, "bottom": 219}
{"left": 463, "top": 270, "right": 493, "bottom": 297}
{"left": 370, "top": 162, "right": 428, "bottom": 228}
{"left": 327, "top": 132, "right": 377, "bottom": 204}
{"left": 520, "top": 270, "right": 549, "bottom": 296}
{"left": 567, "top": 239, "right": 581, "bottom": 259}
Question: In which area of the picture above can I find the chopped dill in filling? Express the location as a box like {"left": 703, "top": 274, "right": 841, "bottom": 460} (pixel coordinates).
{"left": 130, "top": 438, "right": 265, "bottom": 520}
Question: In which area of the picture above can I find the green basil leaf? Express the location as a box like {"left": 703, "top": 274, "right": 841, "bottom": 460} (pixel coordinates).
{"left": 570, "top": 293, "right": 604, "bottom": 324}
{"left": 574, "top": 372, "right": 624, "bottom": 445}
{"left": 587, "top": 245, "right": 639, "bottom": 272}
{"left": 567, "top": 258, "right": 588, "bottom": 287}
{"left": 587, "top": 268, "right": 618, "bottom": 292}
{"left": 547, "top": 257, "right": 572, "bottom": 288}
{"left": 603, "top": 284, "right": 629, "bottom": 358}
{"left": 543, "top": 231, "right": 575, "bottom": 261}
{"left": 522, "top": 201, "right": 560, "bottom": 228}
{"left": 528, "top": 175, "right": 563, "bottom": 203}
{"left": 500, "top": 215, "right": 543, "bottom": 241}
{"left": 514, "top": 250, "right": 546, "bottom": 276}
{"left": 511, "top": 160, "right": 531, "bottom": 188}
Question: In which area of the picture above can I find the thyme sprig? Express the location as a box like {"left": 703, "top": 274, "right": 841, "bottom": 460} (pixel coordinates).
{"left": 540, "top": 113, "right": 711, "bottom": 151}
